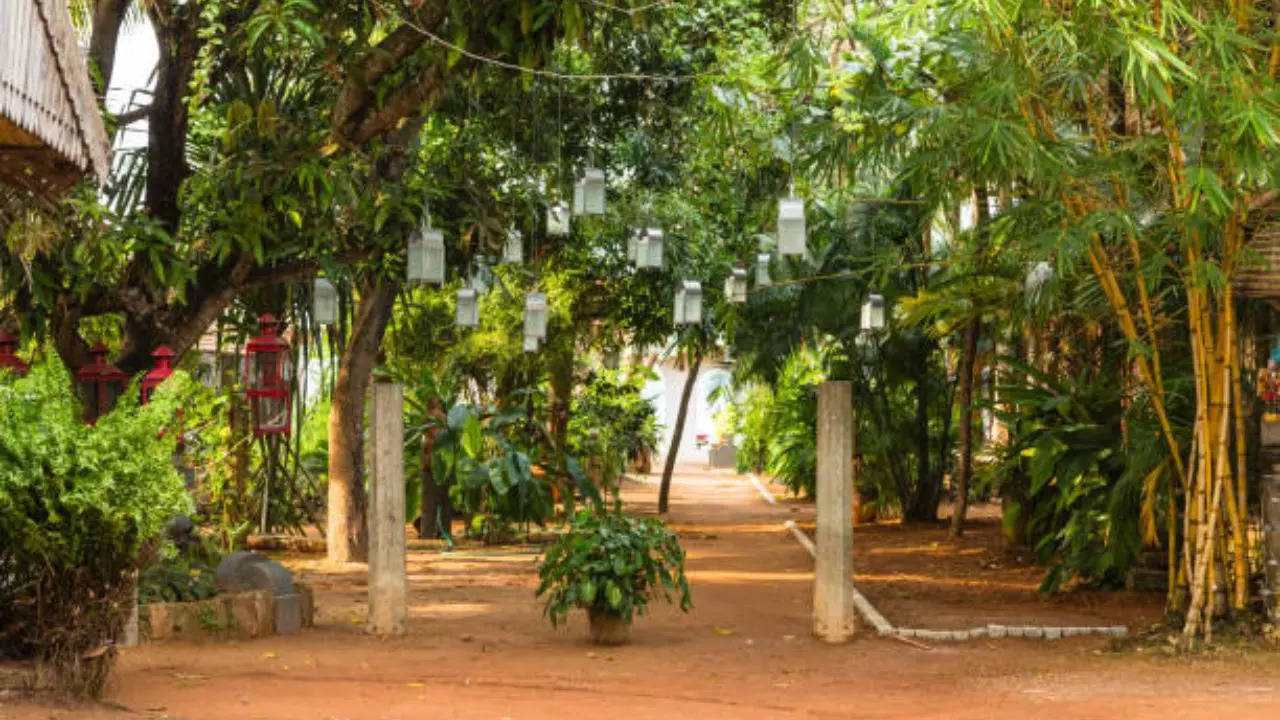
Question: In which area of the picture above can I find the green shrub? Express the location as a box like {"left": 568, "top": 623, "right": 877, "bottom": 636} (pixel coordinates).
{"left": 0, "top": 361, "right": 191, "bottom": 697}
{"left": 536, "top": 509, "right": 692, "bottom": 626}
{"left": 567, "top": 367, "right": 662, "bottom": 487}
{"left": 138, "top": 533, "right": 224, "bottom": 605}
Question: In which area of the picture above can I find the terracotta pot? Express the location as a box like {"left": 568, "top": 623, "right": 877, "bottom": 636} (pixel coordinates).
{"left": 587, "top": 607, "right": 631, "bottom": 645}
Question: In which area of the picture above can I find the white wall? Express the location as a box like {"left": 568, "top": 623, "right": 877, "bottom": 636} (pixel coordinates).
{"left": 644, "top": 360, "right": 732, "bottom": 466}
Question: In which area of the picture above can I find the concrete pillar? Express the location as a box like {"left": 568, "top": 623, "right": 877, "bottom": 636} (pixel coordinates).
{"left": 367, "top": 381, "right": 407, "bottom": 635}
{"left": 813, "top": 380, "right": 856, "bottom": 642}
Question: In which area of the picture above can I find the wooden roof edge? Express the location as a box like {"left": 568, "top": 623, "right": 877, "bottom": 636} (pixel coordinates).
{"left": 33, "top": 0, "right": 111, "bottom": 186}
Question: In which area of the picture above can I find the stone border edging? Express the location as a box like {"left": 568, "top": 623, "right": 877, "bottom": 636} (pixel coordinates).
{"left": 781, "top": 518, "right": 1127, "bottom": 642}
{"left": 748, "top": 474, "right": 779, "bottom": 505}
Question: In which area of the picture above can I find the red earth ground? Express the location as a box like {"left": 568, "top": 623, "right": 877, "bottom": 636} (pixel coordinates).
{"left": 4, "top": 466, "right": 1280, "bottom": 719}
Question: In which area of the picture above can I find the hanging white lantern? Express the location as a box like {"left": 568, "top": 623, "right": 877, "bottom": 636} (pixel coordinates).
{"left": 777, "top": 197, "right": 806, "bottom": 257}
{"left": 456, "top": 287, "right": 479, "bottom": 327}
{"left": 861, "top": 293, "right": 886, "bottom": 333}
{"left": 1024, "top": 261, "right": 1053, "bottom": 305}
{"left": 547, "top": 202, "right": 570, "bottom": 237}
{"left": 469, "top": 261, "right": 493, "bottom": 295}
{"left": 637, "top": 228, "right": 664, "bottom": 269}
{"left": 503, "top": 228, "right": 524, "bottom": 264}
{"left": 523, "top": 335, "right": 540, "bottom": 353}
{"left": 725, "top": 267, "right": 748, "bottom": 304}
{"left": 575, "top": 167, "right": 606, "bottom": 215}
{"left": 674, "top": 280, "right": 703, "bottom": 326}
{"left": 756, "top": 252, "right": 772, "bottom": 287}
{"left": 524, "top": 291, "right": 548, "bottom": 341}
{"left": 407, "top": 227, "right": 446, "bottom": 285}
{"left": 313, "top": 277, "right": 338, "bottom": 326}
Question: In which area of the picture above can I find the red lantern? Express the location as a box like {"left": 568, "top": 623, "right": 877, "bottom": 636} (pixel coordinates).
{"left": 141, "top": 345, "right": 176, "bottom": 404}
{"left": 74, "top": 343, "right": 127, "bottom": 425}
{"left": 244, "top": 314, "right": 292, "bottom": 437}
{"left": 0, "top": 332, "right": 28, "bottom": 377}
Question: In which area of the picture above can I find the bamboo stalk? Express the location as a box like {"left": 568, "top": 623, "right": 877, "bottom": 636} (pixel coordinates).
{"left": 1183, "top": 368, "right": 1232, "bottom": 642}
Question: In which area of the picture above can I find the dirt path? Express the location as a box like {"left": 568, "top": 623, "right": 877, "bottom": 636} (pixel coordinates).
{"left": 6, "top": 467, "right": 1280, "bottom": 719}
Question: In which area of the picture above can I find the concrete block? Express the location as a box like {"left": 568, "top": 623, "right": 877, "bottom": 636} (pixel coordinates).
{"left": 1023, "top": 626, "right": 1043, "bottom": 639}
{"left": 274, "top": 593, "right": 302, "bottom": 635}
{"left": 294, "top": 581, "right": 316, "bottom": 627}
{"left": 987, "top": 624, "right": 1007, "bottom": 639}
{"left": 1007, "top": 626, "right": 1025, "bottom": 638}
{"left": 1044, "top": 627, "right": 1062, "bottom": 640}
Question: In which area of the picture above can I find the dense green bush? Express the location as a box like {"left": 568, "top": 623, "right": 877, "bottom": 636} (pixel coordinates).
{"left": 567, "top": 367, "right": 662, "bottom": 488}
{"left": 536, "top": 509, "right": 691, "bottom": 627}
{"left": 0, "top": 361, "right": 191, "bottom": 697}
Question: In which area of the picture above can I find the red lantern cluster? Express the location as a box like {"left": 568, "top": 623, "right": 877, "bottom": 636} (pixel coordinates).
{"left": 244, "top": 314, "right": 292, "bottom": 436}
{"left": 0, "top": 332, "right": 28, "bottom": 377}
{"left": 74, "top": 343, "right": 127, "bottom": 425}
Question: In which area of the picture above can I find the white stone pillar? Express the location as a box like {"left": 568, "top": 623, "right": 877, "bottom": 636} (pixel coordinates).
{"left": 813, "top": 380, "right": 856, "bottom": 642}
{"left": 367, "top": 381, "right": 407, "bottom": 635}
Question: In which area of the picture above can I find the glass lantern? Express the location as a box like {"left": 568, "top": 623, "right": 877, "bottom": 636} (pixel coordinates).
{"left": 777, "top": 196, "right": 806, "bottom": 257}
{"left": 244, "top": 313, "right": 293, "bottom": 437}
{"left": 524, "top": 291, "right": 548, "bottom": 341}
{"left": 140, "top": 345, "right": 177, "bottom": 404}
{"left": 547, "top": 202, "right": 571, "bottom": 237}
{"left": 576, "top": 167, "right": 606, "bottom": 215}
{"left": 638, "top": 228, "right": 664, "bottom": 269}
{"left": 75, "top": 343, "right": 127, "bottom": 425}
{"left": 1024, "top": 260, "right": 1053, "bottom": 302}
{"left": 408, "top": 227, "right": 446, "bottom": 285}
{"left": 674, "top": 280, "right": 703, "bottom": 326}
{"left": 756, "top": 252, "right": 773, "bottom": 287}
{"left": 0, "top": 332, "right": 28, "bottom": 377}
{"left": 313, "top": 277, "right": 338, "bottom": 326}
{"left": 861, "top": 293, "right": 886, "bottom": 333}
{"left": 456, "top": 287, "right": 479, "bottom": 327}
{"left": 725, "top": 267, "right": 749, "bottom": 304}
{"left": 503, "top": 228, "right": 524, "bottom": 264}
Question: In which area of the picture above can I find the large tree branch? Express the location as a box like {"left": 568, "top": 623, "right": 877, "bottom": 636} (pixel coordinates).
{"left": 88, "top": 0, "right": 131, "bottom": 93}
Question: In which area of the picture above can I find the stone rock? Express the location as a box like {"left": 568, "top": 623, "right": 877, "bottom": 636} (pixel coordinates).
{"left": 215, "top": 551, "right": 270, "bottom": 592}
{"left": 228, "top": 590, "right": 274, "bottom": 639}
{"left": 243, "top": 560, "right": 296, "bottom": 597}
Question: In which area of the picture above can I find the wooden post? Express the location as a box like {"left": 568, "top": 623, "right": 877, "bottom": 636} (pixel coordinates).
{"left": 367, "top": 380, "right": 406, "bottom": 635}
{"left": 814, "top": 381, "right": 856, "bottom": 642}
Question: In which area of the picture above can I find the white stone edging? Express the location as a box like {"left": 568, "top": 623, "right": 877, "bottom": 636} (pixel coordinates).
{"left": 748, "top": 474, "right": 779, "bottom": 505}
{"left": 781, "top": 519, "right": 1127, "bottom": 643}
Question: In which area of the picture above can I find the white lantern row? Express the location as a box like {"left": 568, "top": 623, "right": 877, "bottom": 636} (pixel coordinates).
{"left": 673, "top": 280, "right": 703, "bottom": 326}
{"left": 861, "top": 293, "right": 886, "bottom": 333}
{"left": 313, "top": 278, "right": 338, "bottom": 326}
{"left": 637, "top": 228, "right": 663, "bottom": 269}
{"left": 756, "top": 252, "right": 772, "bottom": 287}
{"left": 456, "top": 287, "right": 479, "bottom": 328}
{"left": 573, "top": 167, "right": 606, "bottom": 216}
{"left": 725, "top": 267, "right": 748, "bottom": 304}
{"left": 777, "top": 196, "right": 806, "bottom": 257}
{"left": 547, "top": 201, "right": 571, "bottom": 237}
{"left": 407, "top": 226, "right": 445, "bottom": 285}
{"left": 503, "top": 228, "right": 524, "bottom": 264}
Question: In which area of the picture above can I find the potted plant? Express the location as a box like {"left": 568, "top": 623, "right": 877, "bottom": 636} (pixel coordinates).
{"left": 536, "top": 510, "right": 692, "bottom": 645}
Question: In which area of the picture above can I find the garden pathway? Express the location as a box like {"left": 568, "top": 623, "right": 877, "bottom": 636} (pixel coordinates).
{"left": 8, "top": 466, "right": 1280, "bottom": 719}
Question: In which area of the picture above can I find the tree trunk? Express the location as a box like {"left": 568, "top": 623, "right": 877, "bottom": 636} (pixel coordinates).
{"left": 659, "top": 348, "right": 702, "bottom": 514}
{"left": 326, "top": 276, "right": 399, "bottom": 563}
{"left": 950, "top": 318, "right": 981, "bottom": 538}
{"left": 911, "top": 341, "right": 933, "bottom": 519}
{"left": 418, "top": 397, "right": 450, "bottom": 539}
